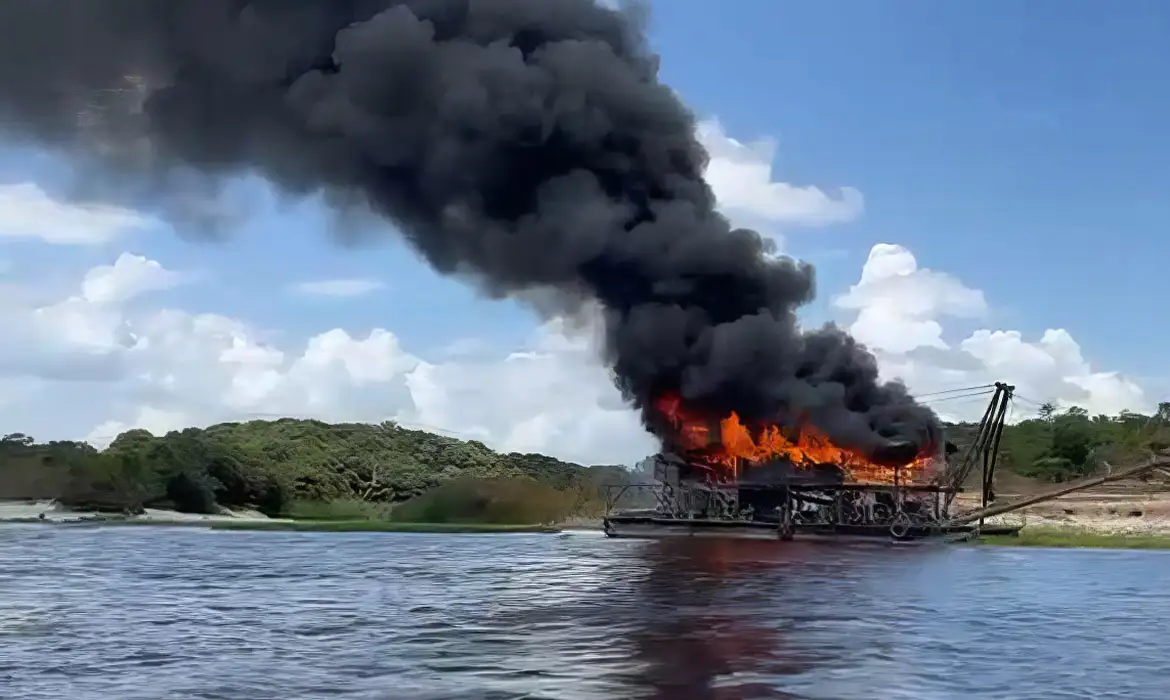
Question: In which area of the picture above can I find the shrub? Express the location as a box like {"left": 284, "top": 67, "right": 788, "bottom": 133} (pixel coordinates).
{"left": 390, "top": 477, "right": 576, "bottom": 524}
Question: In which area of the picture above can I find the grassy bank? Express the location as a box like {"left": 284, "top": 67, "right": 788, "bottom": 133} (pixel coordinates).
{"left": 980, "top": 527, "right": 1170, "bottom": 550}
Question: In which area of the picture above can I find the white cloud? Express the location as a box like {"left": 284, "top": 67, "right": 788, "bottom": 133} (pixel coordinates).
{"left": 833, "top": 243, "right": 1149, "bottom": 421}
{"left": 0, "top": 241, "right": 1153, "bottom": 465}
{"left": 0, "top": 252, "right": 650, "bottom": 464}
{"left": 404, "top": 314, "right": 654, "bottom": 463}
{"left": 697, "top": 118, "right": 864, "bottom": 234}
{"left": 835, "top": 244, "right": 987, "bottom": 354}
{"left": 292, "top": 278, "right": 386, "bottom": 298}
{"left": 80, "top": 252, "right": 186, "bottom": 304}
{"left": 0, "top": 182, "right": 152, "bottom": 245}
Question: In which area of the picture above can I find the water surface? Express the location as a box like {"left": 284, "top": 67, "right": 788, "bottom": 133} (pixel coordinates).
{"left": 1, "top": 524, "right": 1168, "bottom": 699}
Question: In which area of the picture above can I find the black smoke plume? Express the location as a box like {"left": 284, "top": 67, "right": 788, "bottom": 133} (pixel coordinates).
{"left": 0, "top": 0, "right": 939, "bottom": 459}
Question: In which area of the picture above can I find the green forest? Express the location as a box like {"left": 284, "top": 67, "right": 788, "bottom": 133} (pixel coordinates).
{"left": 949, "top": 401, "right": 1170, "bottom": 485}
{"left": 1, "top": 401, "right": 1168, "bottom": 523}
{"left": 0, "top": 419, "right": 631, "bottom": 524}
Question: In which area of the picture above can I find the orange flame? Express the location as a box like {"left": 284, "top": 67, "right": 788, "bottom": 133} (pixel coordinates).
{"left": 654, "top": 392, "right": 932, "bottom": 485}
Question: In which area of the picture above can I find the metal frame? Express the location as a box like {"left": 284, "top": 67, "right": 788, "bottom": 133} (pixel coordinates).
{"left": 940, "top": 381, "right": 1015, "bottom": 519}
{"left": 604, "top": 384, "right": 1170, "bottom": 541}
{"left": 604, "top": 385, "right": 1018, "bottom": 541}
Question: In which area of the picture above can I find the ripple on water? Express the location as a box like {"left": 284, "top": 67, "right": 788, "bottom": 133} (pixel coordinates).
{"left": 1, "top": 524, "right": 1170, "bottom": 699}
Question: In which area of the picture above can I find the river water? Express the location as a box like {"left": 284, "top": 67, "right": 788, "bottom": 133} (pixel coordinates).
{"left": 1, "top": 525, "right": 1168, "bottom": 700}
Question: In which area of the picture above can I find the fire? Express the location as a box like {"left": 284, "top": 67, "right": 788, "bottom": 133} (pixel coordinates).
{"left": 654, "top": 392, "right": 931, "bottom": 485}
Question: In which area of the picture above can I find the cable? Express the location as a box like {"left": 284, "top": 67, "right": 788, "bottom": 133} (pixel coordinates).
{"left": 914, "top": 384, "right": 996, "bottom": 399}
{"left": 919, "top": 389, "right": 996, "bottom": 405}
{"left": 1012, "top": 393, "right": 1048, "bottom": 409}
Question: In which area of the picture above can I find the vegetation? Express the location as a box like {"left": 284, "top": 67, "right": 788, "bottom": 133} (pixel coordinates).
{"left": 980, "top": 527, "right": 1170, "bottom": 550}
{"left": 948, "top": 401, "right": 1170, "bottom": 486}
{"left": 0, "top": 419, "right": 631, "bottom": 525}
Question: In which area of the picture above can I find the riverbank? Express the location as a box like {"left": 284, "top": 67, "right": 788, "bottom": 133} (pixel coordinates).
{"left": 955, "top": 491, "right": 1170, "bottom": 535}
{"left": 979, "top": 527, "right": 1170, "bottom": 550}
{"left": 0, "top": 500, "right": 567, "bottom": 533}
{"left": 952, "top": 490, "right": 1170, "bottom": 549}
{"left": 0, "top": 500, "right": 286, "bottom": 525}
{"left": 8, "top": 498, "right": 1170, "bottom": 546}
{"left": 209, "top": 520, "right": 561, "bottom": 533}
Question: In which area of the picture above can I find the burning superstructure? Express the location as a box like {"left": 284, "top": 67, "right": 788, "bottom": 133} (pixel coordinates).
{"left": 652, "top": 391, "right": 939, "bottom": 487}
{"left": 605, "top": 385, "right": 1016, "bottom": 543}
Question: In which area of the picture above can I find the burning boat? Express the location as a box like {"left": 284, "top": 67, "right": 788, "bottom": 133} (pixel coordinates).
{"left": 603, "top": 384, "right": 1019, "bottom": 543}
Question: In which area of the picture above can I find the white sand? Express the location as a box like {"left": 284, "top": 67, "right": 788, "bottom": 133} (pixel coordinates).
{"left": 956, "top": 492, "right": 1170, "bottom": 535}
{"left": 0, "top": 500, "right": 291, "bottom": 524}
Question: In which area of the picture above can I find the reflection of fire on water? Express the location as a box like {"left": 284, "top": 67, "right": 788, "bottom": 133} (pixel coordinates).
{"left": 653, "top": 392, "right": 936, "bottom": 485}
{"left": 630, "top": 539, "right": 823, "bottom": 699}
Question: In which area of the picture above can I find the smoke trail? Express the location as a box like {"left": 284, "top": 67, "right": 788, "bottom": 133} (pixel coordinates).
{"left": 0, "top": 0, "right": 939, "bottom": 457}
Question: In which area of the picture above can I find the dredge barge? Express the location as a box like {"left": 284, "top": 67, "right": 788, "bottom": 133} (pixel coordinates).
{"left": 603, "top": 382, "right": 1170, "bottom": 543}
{"left": 602, "top": 454, "right": 993, "bottom": 544}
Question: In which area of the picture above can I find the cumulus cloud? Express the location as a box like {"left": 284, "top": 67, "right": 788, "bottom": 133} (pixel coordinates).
{"left": 696, "top": 119, "right": 864, "bottom": 235}
{"left": 0, "top": 243, "right": 1152, "bottom": 465}
{"left": 833, "top": 243, "right": 1149, "bottom": 421}
{"left": 59, "top": 290, "right": 651, "bottom": 465}
{"left": 0, "top": 248, "right": 646, "bottom": 463}
{"left": 835, "top": 244, "right": 988, "bottom": 354}
{"left": 0, "top": 252, "right": 184, "bottom": 382}
{"left": 0, "top": 182, "right": 152, "bottom": 244}
{"left": 291, "top": 278, "right": 386, "bottom": 298}
{"left": 80, "top": 252, "right": 186, "bottom": 304}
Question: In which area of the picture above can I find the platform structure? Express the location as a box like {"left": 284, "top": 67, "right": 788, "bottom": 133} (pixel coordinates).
{"left": 603, "top": 457, "right": 979, "bottom": 542}
{"left": 603, "top": 384, "right": 1020, "bottom": 543}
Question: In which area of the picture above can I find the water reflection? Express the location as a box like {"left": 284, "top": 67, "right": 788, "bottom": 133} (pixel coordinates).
{"left": 625, "top": 539, "right": 822, "bottom": 699}
{"left": 2, "top": 526, "right": 1169, "bottom": 700}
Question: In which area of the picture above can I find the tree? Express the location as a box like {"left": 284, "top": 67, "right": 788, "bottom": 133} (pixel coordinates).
{"left": 1049, "top": 413, "right": 1097, "bottom": 472}
{"left": 1157, "top": 402, "right": 1170, "bottom": 424}
{"left": 1, "top": 433, "right": 34, "bottom": 447}
{"left": 1038, "top": 402, "right": 1058, "bottom": 422}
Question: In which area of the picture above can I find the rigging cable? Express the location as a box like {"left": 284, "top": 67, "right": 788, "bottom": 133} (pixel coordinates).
{"left": 914, "top": 384, "right": 996, "bottom": 399}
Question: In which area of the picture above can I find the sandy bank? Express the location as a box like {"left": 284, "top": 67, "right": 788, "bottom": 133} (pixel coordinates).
{"left": 0, "top": 500, "right": 290, "bottom": 525}
{"left": 955, "top": 491, "right": 1170, "bottom": 536}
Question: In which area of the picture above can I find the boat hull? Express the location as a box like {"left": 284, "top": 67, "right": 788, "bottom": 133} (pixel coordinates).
{"left": 603, "top": 517, "right": 781, "bottom": 541}
{"left": 602, "top": 515, "right": 1004, "bottom": 544}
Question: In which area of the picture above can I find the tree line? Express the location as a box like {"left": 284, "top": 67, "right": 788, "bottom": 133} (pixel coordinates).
{"left": 947, "top": 401, "right": 1170, "bottom": 484}
{"left": 0, "top": 419, "right": 630, "bottom": 523}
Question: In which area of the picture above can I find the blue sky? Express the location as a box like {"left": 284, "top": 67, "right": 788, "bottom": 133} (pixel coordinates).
{"left": 0, "top": 0, "right": 1165, "bottom": 462}
{"left": 655, "top": 0, "right": 1170, "bottom": 376}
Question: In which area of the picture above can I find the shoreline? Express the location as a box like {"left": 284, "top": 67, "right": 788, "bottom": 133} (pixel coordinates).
{"left": 5, "top": 499, "right": 1170, "bottom": 547}
{"left": 979, "top": 527, "right": 1170, "bottom": 550}
{"left": 0, "top": 500, "right": 569, "bottom": 534}
{"left": 0, "top": 516, "right": 566, "bottom": 534}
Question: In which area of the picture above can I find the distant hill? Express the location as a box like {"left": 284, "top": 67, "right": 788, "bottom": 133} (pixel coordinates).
{"left": 0, "top": 420, "right": 635, "bottom": 521}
